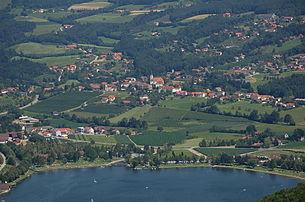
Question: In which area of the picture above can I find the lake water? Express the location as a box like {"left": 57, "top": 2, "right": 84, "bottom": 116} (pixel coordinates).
{"left": 1, "top": 165, "right": 303, "bottom": 202}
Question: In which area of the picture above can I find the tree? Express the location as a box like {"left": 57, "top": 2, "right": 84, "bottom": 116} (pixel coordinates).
{"left": 249, "top": 110, "right": 259, "bottom": 121}
{"left": 246, "top": 125, "right": 257, "bottom": 136}
{"left": 284, "top": 114, "right": 295, "bottom": 126}
{"left": 199, "top": 139, "right": 207, "bottom": 147}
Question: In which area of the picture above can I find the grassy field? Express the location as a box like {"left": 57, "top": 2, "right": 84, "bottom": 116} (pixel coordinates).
{"left": 76, "top": 13, "right": 136, "bottom": 23}
{"left": 216, "top": 100, "right": 276, "bottom": 116}
{"left": 280, "top": 106, "right": 305, "bottom": 126}
{"left": 27, "top": 91, "right": 100, "bottom": 114}
{"left": 15, "top": 16, "right": 48, "bottom": 23}
{"left": 58, "top": 80, "right": 80, "bottom": 88}
{"left": 68, "top": 111, "right": 106, "bottom": 118}
{"left": 110, "top": 105, "right": 152, "bottom": 123}
{"left": 0, "top": 96, "right": 15, "bottom": 107}
{"left": 76, "top": 103, "right": 128, "bottom": 115}
{"left": 30, "top": 11, "right": 73, "bottom": 19}
{"left": 195, "top": 148, "right": 257, "bottom": 156}
{"left": 99, "top": 36, "right": 119, "bottom": 45}
{"left": 252, "top": 149, "right": 305, "bottom": 157}
{"left": 72, "top": 134, "right": 117, "bottom": 144}
{"left": 69, "top": 0, "right": 111, "bottom": 10}
{"left": 30, "top": 23, "right": 61, "bottom": 35}
{"left": 12, "top": 42, "right": 78, "bottom": 57}
{"left": 31, "top": 55, "right": 82, "bottom": 66}
{"left": 181, "top": 14, "right": 213, "bottom": 22}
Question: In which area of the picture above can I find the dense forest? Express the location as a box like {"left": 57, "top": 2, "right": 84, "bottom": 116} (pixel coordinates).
{"left": 258, "top": 183, "right": 305, "bottom": 202}
{"left": 258, "top": 74, "right": 305, "bottom": 98}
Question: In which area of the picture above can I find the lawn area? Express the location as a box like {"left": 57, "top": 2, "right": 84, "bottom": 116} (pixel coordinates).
{"left": 164, "top": 149, "right": 195, "bottom": 158}
{"left": 30, "top": 11, "right": 73, "bottom": 19}
{"left": 48, "top": 118, "right": 89, "bottom": 129}
{"left": 158, "top": 26, "right": 184, "bottom": 34}
{"left": 131, "top": 130, "right": 187, "bottom": 146}
{"left": 216, "top": 100, "right": 276, "bottom": 116}
{"left": 76, "top": 13, "right": 136, "bottom": 23}
{"left": 76, "top": 103, "right": 128, "bottom": 115}
{"left": 11, "top": 42, "right": 79, "bottom": 57}
{"left": 110, "top": 105, "right": 152, "bottom": 123}
{"left": 26, "top": 91, "right": 100, "bottom": 114}
{"left": 195, "top": 148, "right": 257, "bottom": 156}
{"left": 72, "top": 134, "right": 117, "bottom": 144}
{"left": 159, "top": 97, "right": 206, "bottom": 111}
{"left": 69, "top": 0, "right": 111, "bottom": 10}
{"left": 181, "top": 14, "right": 213, "bottom": 22}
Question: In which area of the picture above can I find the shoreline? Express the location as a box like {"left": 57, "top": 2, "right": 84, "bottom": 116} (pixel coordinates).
{"left": 158, "top": 164, "right": 305, "bottom": 181}
{"left": 2, "top": 161, "right": 305, "bottom": 196}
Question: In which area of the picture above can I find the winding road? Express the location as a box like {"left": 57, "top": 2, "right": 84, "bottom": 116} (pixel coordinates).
{"left": 0, "top": 152, "right": 6, "bottom": 171}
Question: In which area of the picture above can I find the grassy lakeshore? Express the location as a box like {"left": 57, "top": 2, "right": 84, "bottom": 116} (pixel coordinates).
{"left": 159, "top": 163, "right": 305, "bottom": 180}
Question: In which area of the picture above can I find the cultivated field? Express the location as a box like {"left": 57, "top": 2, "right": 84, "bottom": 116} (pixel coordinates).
{"left": 30, "top": 23, "right": 61, "bottom": 35}
{"left": 69, "top": 0, "right": 111, "bottom": 10}
{"left": 31, "top": 55, "right": 83, "bottom": 66}
{"left": 26, "top": 91, "right": 100, "bottom": 113}
{"left": 110, "top": 105, "right": 152, "bottom": 123}
{"left": 182, "top": 14, "right": 214, "bottom": 22}
{"left": 76, "top": 103, "right": 128, "bottom": 115}
{"left": 76, "top": 13, "right": 136, "bottom": 23}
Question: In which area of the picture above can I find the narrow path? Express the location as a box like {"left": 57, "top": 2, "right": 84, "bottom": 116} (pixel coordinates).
{"left": 187, "top": 147, "right": 207, "bottom": 158}
{"left": 90, "top": 56, "right": 98, "bottom": 64}
{"left": 127, "top": 135, "right": 138, "bottom": 147}
{"left": 0, "top": 152, "right": 6, "bottom": 171}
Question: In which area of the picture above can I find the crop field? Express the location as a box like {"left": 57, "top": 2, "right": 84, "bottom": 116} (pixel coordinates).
{"left": 278, "top": 142, "right": 305, "bottom": 149}
{"left": 69, "top": 0, "right": 111, "bottom": 10}
{"left": 115, "top": 135, "right": 132, "bottom": 144}
{"left": 68, "top": 111, "right": 106, "bottom": 118}
{"left": 110, "top": 105, "right": 152, "bottom": 123}
{"left": 26, "top": 91, "right": 99, "bottom": 114}
{"left": 159, "top": 97, "right": 206, "bottom": 110}
{"left": 216, "top": 101, "right": 276, "bottom": 116}
{"left": 76, "top": 13, "right": 136, "bottom": 23}
{"left": 182, "top": 14, "right": 213, "bottom": 22}
{"left": 130, "top": 131, "right": 187, "bottom": 146}
{"left": 12, "top": 42, "right": 79, "bottom": 57}
{"left": 195, "top": 148, "right": 257, "bottom": 156}
{"left": 30, "top": 11, "right": 73, "bottom": 19}
{"left": 76, "top": 103, "right": 128, "bottom": 115}
{"left": 0, "top": 96, "right": 15, "bottom": 107}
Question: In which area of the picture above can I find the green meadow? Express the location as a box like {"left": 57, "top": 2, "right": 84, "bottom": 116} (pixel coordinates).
{"left": 195, "top": 148, "right": 257, "bottom": 156}
{"left": 76, "top": 13, "right": 136, "bottom": 23}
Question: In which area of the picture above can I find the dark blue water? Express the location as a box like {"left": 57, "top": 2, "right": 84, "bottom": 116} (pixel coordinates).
{"left": 1, "top": 165, "right": 302, "bottom": 202}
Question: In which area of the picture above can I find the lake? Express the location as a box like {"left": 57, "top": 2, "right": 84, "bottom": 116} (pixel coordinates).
{"left": 1, "top": 165, "right": 303, "bottom": 202}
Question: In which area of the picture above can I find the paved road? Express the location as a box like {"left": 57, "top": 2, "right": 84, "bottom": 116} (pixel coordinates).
{"left": 0, "top": 152, "right": 6, "bottom": 171}
{"left": 19, "top": 95, "right": 39, "bottom": 110}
